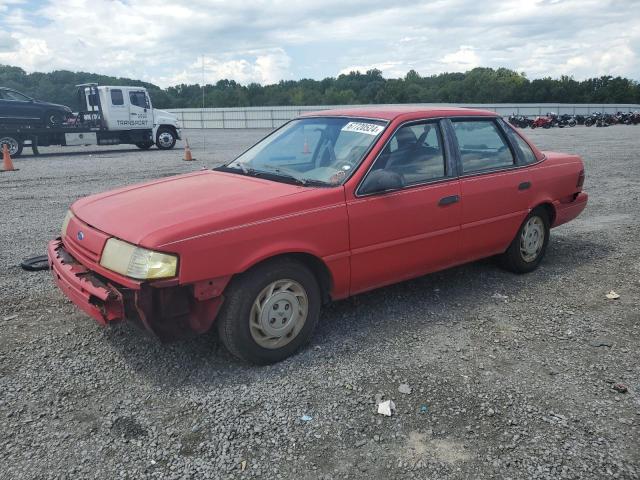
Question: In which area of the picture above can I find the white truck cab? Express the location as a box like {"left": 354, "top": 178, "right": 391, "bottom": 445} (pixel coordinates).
{"left": 83, "top": 85, "right": 181, "bottom": 150}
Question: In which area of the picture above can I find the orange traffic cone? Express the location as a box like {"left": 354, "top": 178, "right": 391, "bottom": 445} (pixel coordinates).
{"left": 183, "top": 138, "right": 195, "bottom": 161}
{"left": 302, "top": 137, "right": 310, "bottom": 154}
{"left": 1, "top": 144, "right": 17, "bottom": 172}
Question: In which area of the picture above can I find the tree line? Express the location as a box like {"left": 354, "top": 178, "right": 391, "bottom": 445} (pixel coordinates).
{"left": 1, "top": 64, "right": 638, "bottom": 110}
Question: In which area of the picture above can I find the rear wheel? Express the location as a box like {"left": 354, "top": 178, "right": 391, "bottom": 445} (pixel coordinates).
{"left": 498, "top": 208, "right": 550, "bottom": 273}
{"left": 0, "top": 135, "right": 23, "bottom": 157}
{"left": 156, "top": 127, "right": 176, "bottom": 150}
{"left": 216, "top": 258, "right": 321, "bottom": 364}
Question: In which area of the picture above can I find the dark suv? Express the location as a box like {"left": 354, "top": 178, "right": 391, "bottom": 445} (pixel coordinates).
{"left": 0, "top": 87, "right": 72, "bottom": 127}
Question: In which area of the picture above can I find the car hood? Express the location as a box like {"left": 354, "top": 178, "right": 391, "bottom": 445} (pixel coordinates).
{"left": 72, "top": 170, "right": 309, "bottom": 249}
{"left": 34, "top": 99, "right": 71, "bottom": 111}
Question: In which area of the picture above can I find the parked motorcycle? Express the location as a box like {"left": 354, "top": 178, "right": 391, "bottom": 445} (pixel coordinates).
{"left": 557, "top": 113, "right": 577, "bottom": 128}
{"left": 530, "top": 116, "right": 553, "bottom": 129}
{"left": 508, "top": 114, "right": 532, "bottom": 128}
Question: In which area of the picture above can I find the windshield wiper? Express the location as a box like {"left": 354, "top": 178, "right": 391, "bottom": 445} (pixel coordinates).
{"left": 217, "top": 164, "right": 331, "bottom": 187}
{"left": 216, "top": 163, "right": 261, "bottom": 176}
{"left": 260, "top": 166, "right": 331, "bottom": 187}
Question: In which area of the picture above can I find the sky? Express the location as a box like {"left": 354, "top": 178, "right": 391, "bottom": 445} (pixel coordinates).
{"left": 0, "top": 0, "right": 638, "bottom": 88}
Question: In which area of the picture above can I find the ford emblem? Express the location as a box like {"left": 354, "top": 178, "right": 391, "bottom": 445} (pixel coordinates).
{"left": 77, "top": 231, "right": 85, "bottom": 241}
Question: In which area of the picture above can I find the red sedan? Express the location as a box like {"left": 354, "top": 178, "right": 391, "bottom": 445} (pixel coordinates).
{"left": 48, "top": 107, "right": 587, "bottom": 364}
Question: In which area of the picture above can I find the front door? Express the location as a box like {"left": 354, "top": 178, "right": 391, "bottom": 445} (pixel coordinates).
{"left": 347, "top": 120, "right": 461, "bottom": 294}
{"left": 128, "top": 90, "right": 153, "bottom": 129}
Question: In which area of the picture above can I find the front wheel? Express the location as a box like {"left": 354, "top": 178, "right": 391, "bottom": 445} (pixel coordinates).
{"left": 216, "top": 258, "right": 321, "bottom": 364}
{"left": 498, "top": 209, "right": 550, "bottom": 274}
{"left": 46, "top": 111, "right": 64, "bottom": 127}
{"left": 156, "top": 127, "right": 176, "bottom": 150}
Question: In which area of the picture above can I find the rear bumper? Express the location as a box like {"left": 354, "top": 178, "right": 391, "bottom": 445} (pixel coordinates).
{"left": 552, "top": 192, "right": 588, "bottom": 228}
{"left": 47, "top": 239, "right": 223, "bottom": 340}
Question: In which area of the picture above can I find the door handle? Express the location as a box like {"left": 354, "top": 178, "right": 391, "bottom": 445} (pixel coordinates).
{"left": 518, "top": 181, "right": 532, "bottom": 190}
{"left": 438, "top": 194, "right": 460, "bottom": 206}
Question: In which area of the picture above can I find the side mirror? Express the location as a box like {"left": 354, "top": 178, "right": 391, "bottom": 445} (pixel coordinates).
{"left": 359, "top": 170, "right": 404, "bottom": 195}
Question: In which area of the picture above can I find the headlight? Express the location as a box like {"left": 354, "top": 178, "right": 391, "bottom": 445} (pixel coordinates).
{"left": 61, "top": 210, "right": 74, "bottom": 238}
{"left": 100, "top": 238, "right": 178, "bottom": 280}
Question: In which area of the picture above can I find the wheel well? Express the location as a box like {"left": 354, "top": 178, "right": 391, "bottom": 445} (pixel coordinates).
{"left": 158, "top": 124, "right": 177, "bottom": 136}
{"left": 534, "top": 202, "right": 556, "bottom": 225}
{"left": 244, "top": 253, "right": 334, "bottom": 304}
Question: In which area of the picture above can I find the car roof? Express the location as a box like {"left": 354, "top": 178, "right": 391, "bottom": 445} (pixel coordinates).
{"left": 301, "top": 106, "right": 498, "bottom": 122}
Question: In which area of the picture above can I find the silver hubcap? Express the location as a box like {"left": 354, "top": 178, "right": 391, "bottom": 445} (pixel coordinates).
{"left": 0, "top": 137, "right": 19, "bottom": 155}
{"left": 520, "top": 216, "right": 545, "bottom": 262}
{"left": 250, "top": 279, "right": 308, "bottom": 349}
{"left": 158, "top": 132, "right": 174, "bottom": 148}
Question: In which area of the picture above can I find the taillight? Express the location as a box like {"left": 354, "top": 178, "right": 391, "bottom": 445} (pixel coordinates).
{"left": 577, "top": 169, "right": 585, "bottom": 188}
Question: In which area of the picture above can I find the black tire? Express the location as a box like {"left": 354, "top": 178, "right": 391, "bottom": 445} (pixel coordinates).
{"left": 585, "top": 118, "right": 594, "bottom": 127}
{"left": 216, "top": 258, "right": 321, "bottom": 365}
{"left": 0, "top": 135, "right": 23, "bottom": 157}
{"left": 46, "top": 111, "right": 63, "bottom": 127}
{"left": 20, "top": 255, "right": 49, "bottom": 271}
{"left": 155, "top": 127, "right": 176, "bottom": 150}
{"left": 136, "top": 141, "right": 154, "bottom": 150}
{"left": 498, "top": 208, "right": 550, "bottom": 274}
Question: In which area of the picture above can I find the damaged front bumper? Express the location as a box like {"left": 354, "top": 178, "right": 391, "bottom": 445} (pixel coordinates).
{"left": 47, "top": 239, "right": 223, "bottom": 340}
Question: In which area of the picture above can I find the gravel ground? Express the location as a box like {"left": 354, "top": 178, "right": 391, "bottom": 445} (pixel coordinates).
{"left": 1, "top": 126, "right": 639, "bottom": 479}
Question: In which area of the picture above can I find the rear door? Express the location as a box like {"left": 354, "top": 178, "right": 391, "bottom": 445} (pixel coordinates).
{"left": 448, "top": 117, "right": 533, "bottom": 262}
{"left": 104, "top": 88, "right": 129, "bottom": 129}
{"left": 128, "top": 90, "right": 153, "bottom": 129}
{"left": 347, "top": 120, "right": 462, "bottom": 294}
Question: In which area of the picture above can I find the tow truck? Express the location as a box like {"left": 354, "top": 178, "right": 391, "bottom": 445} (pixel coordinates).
{"left": 0, "top": 84, "right": 181, "bottom": 156}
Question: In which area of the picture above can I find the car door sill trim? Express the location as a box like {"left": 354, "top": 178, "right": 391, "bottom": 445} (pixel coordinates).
{"left": 461, "top": 210, "right": 527, "bottom": 230}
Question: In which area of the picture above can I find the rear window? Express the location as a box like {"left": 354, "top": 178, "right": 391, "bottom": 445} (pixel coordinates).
{"left": 451, "top": 120, "right": 515, "bottom": 173}
{"left": 512, "top": 133, "right": 537, "bottom": 164}
{"left": 110, "top": 89, "right": 124, "bottom": 106}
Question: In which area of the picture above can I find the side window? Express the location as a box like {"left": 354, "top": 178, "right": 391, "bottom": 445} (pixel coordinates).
{"left": 452, "top": 120, "right": 514, "bottom": 173}
{"left": 369, "top": 121, "right": 446, "bottom": 186}
{"left": 110, "top": 89, "right": 124, "bottom": 106}
{"left": 129, "top": 91, "right": 149, "bottom": 108}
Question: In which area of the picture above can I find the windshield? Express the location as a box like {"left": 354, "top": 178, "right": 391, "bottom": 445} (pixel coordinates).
{"left": 2, "top": 89, "right": 30, "bottom": 101}
{"left": 223, "top": 117, "right": 387, "bottom": 186}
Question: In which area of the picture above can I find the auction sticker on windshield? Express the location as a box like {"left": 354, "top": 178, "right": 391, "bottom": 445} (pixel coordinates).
{"left": 341, "top": 122, "right": 385, "bottom": 135}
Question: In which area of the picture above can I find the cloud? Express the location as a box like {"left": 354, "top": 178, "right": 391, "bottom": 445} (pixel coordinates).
{"left": 160, "top": 49, "right": 292, "bottom": 86}
{"left": 0, "top": 0, "right": 637, "bottom": 86}
{"left": 0, "top": 32, "right": 18, "bottom": 52}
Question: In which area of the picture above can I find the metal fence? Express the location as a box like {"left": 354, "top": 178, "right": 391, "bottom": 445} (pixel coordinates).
{"left": 167, "top": 103, "right": 640, "bottom": 129}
